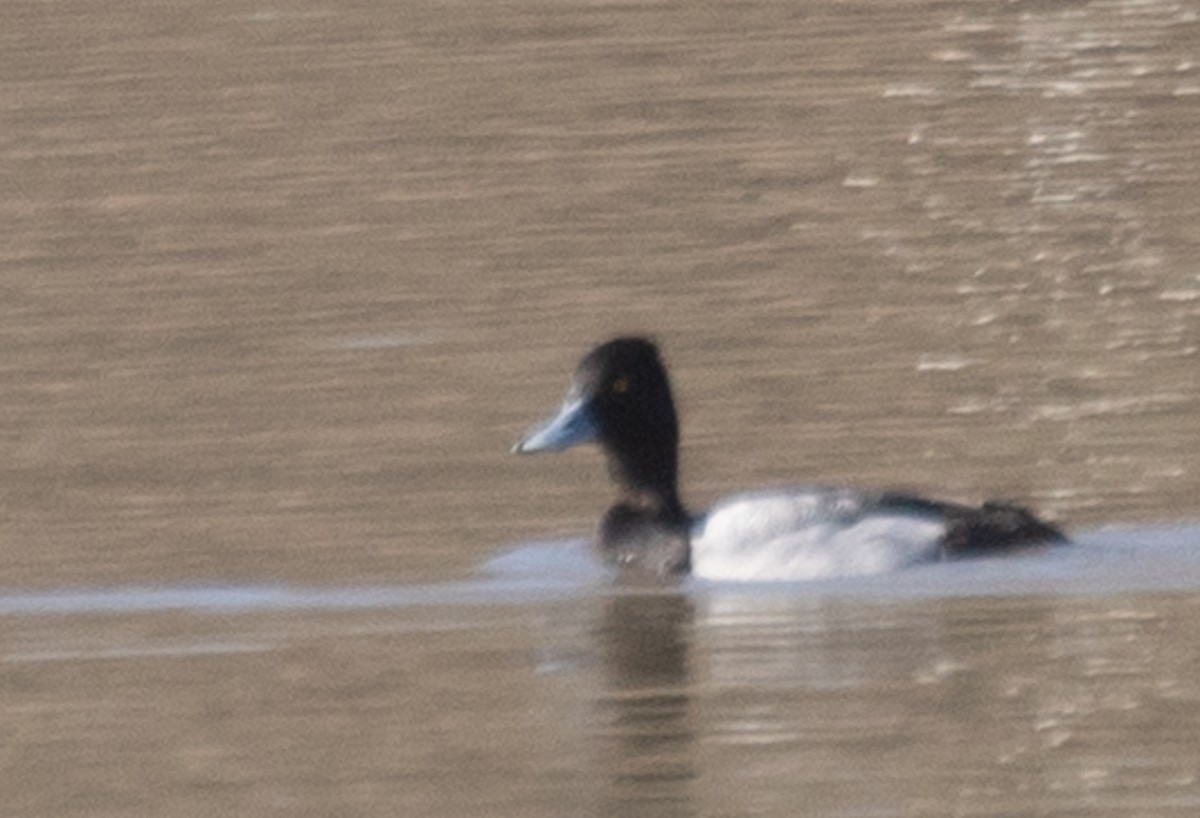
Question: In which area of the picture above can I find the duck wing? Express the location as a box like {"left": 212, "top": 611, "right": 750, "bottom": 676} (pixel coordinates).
{"left": 689, "top": 489, "right": 1065, "bottom": 581}
{"left": 690, "top": 488, "right": 948, "bottom": 581}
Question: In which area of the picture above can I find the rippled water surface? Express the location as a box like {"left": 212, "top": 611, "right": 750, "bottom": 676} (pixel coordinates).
{"left": 2, "top": 0, "right": 1199, "bottom": 814}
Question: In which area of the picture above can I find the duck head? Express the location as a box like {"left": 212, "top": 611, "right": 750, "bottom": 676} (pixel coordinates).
{"left": 515, "top": 337, "right": 689, "bottom": 574}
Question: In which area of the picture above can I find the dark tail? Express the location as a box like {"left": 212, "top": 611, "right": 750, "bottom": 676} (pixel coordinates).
{"left": 873, "top": 492, "right": 1067, "bottom": 559}
{"left": 940, "top": 500, "right": 1068, "bottom": 558}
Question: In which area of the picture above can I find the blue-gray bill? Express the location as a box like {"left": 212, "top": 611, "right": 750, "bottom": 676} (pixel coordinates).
{"left": 513, "top": 396, "right": 599, "bottom": 454}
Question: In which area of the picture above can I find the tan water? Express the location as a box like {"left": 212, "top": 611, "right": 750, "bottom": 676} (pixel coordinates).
{"left": 2, "top": 0, "right": 1199, "bottom": 814}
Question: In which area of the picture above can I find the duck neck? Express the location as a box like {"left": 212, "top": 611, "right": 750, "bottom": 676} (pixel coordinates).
{"left": 607, "top": 451, "right": 687, "bottom": 527}
{"left": 599, "top": 456, "right": 690, "bottom": 576}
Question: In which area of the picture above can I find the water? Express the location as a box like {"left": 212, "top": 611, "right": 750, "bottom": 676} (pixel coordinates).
{"left": 2, "top": 0, "right": 1200, "bottom": 814}
{"left": 6, "top": 535, "right": 1200, "bottom": 816}
{"left": 1, "top": 521, "right": 1199, "bottom": 620}
{"left": 6, "top": 528, "right": 1200, "bottom": 815}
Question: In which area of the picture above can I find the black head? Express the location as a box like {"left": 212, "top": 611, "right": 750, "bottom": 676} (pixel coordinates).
{"left": 575, "top": 338, "right": 679, "bottom": 487}
{"left": 515, "top": 337, "right": 683, "bottom": 515}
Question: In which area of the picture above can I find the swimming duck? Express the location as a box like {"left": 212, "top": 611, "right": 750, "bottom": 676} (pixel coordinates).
{"left": 514, "top": 337, "right": 1066, "bottom": 581}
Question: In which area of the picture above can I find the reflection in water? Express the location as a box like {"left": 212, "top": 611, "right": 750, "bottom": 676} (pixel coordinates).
{"left": 5, "top": 577, "right": 1200, "bottom": 816}
{"left": 595, "top": 593, "right": 696, "bottom": 818}
{"left": 688, "top": 590, "right": 1200, "bottom": 816}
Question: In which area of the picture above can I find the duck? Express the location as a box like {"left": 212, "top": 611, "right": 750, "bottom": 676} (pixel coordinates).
{"left": 514, "top": 336, "right": 1067, "bottom": 581}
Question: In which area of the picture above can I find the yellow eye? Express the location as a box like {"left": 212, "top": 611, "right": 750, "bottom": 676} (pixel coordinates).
{"left": 611, "top": 376, "right": 629, "bottom": 394}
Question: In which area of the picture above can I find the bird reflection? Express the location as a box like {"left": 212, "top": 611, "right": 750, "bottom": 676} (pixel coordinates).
{"left": 594, "top": 591, "right": 696, "bottom": 818}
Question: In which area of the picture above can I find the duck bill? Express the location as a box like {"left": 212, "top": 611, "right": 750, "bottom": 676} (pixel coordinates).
{"left": 513, "top": 396, "right": 599, "bottom": 453}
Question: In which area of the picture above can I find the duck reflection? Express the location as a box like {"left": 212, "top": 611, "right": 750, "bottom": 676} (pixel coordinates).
{"left": 594, "top": 592, "right": 697, "bottom": 818}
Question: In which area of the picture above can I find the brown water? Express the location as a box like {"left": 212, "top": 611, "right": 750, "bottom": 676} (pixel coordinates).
{"left": 2, "top": 0, "right": 1200, "bottom": 814}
